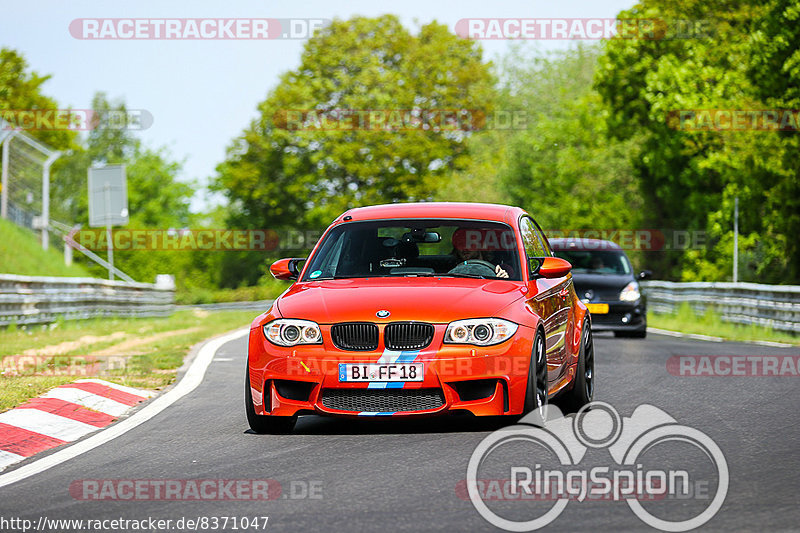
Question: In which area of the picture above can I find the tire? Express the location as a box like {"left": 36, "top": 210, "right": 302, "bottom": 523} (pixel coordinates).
{"left": 245, "top": 371, "right": 296, "bottom": 434}
{"left": 522, "top": 330, "right": 548, "bottom": 421}
{"left": 562, "top": 320, "right": 595, "bottom": 411}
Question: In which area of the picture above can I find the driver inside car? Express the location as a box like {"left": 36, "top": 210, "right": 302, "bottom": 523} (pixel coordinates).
{"left": 449, "top": 228, "right": 512, "bottom": 278}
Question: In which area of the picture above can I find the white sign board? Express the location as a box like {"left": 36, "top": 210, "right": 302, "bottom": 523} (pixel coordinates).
{"left": 88, "top": 165, "right": 129, "bottom": 227}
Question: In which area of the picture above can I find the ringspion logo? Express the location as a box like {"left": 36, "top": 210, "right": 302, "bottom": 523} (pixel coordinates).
{"left": 465, "top": 402, "right": 728, "bottom": 531}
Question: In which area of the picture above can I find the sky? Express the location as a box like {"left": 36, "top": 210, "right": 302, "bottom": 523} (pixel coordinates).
{"left": 1, "top": 0, "right": 635, "bottom": 213}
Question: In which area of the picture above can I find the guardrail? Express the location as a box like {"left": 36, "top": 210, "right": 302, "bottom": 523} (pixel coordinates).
{"left": 174, "top": 300, "right": 273, "bottom": 312}
{"left": 0, "top": 274, "right": 174, "bottom": 327}
{"left": 641, "top": 281, "right": 800, "bottom": 334}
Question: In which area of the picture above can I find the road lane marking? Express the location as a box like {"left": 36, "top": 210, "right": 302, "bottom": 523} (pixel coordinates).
{"left": 648, "top": 327, "right": 793, "bottom": 347}
{"left": 0, "top": 327, "right": 249, "bottom": 489}
{"left": 648, "top": 327, "right": 722, "bottom": 342}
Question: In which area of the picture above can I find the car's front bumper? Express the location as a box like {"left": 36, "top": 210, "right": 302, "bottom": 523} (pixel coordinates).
{"left": 587, "top": 300, "right": 646, "bottom": 332}
{"left": 247, "top": 324, "right": 536, "bottom": 418}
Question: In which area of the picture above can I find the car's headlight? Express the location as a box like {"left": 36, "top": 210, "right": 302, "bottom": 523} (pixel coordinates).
{"left": 444, "top": 318, "right": 518, "bottom": 346}
{"left": 619, "top": 281, "right": 641, "bottom": 302}
{"left": 263, "top": 319, "right": 322, "bottom": 346}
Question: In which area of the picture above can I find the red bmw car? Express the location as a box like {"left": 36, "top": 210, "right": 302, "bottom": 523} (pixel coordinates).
{"left": 246, "top": 202, "right": 594, "bottom": 433}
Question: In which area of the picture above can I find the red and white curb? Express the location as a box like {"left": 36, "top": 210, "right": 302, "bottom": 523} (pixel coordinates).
{"left": 0, "top": 328, "right": 249, "bottom": 489}
{"left": 0, "top": 379, "right": 155, "bottom": 471}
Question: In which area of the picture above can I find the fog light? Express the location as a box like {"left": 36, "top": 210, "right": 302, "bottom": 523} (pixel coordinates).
{"left": 621, "top": 313, "right": 631, "bottom": 324}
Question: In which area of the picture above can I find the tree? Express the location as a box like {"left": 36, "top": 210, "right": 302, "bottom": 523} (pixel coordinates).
{"left": 0, "top": 48, "right": 77, "bottom": 151}
{"left": 495, "top": 45, "right": 643, "bottom": 263}
{"left": 54, "top": 93, "right": 203, "bottom": 286}
{"left": 214, "top": 15, "right": 494, "bottom": 285}
{"left": 594, "top": 0, "right": 799, "bottom": 282}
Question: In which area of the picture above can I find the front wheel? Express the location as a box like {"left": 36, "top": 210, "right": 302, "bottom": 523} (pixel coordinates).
{"left": 522, "top": 330, "right": 548, "bottom": 421}
{"left": 562, "top": 320, "right": 595, "bottom": 411}
{"left": 245, "top": 371, "right": 296, "bottom": 434}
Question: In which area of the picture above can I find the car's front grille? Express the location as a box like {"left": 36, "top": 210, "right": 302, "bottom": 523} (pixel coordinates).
{"left": 321, "top": 388, "right": 445, "bottom": 412}
{"left": 384, "top": 322, "right": 434, "bottom": 350}
{"left": 331, "top": 323, "right": 379, "bottom": 351}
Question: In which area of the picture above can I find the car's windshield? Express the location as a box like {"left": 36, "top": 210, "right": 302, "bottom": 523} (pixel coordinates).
{"left": 301, "top": 219, "right": 522, "bottom": 281}
{"left": 553, "top": 249, "right": 632, "bottom": 275}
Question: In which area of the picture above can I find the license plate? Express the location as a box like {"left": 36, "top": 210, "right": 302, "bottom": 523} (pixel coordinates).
{"left": 586, "top": 303, "right": 609, "bottom": 314}
{"left": 338, "top": 363, "right": 424, "bottom": 382}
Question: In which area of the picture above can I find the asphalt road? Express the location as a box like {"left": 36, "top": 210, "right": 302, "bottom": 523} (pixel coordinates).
{"left": 1, "top": 331, "right": 798, "bottom": 532}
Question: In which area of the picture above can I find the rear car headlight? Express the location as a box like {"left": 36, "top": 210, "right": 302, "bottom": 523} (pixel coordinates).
{"left": 619, "top": 281, "right": 641, "bottom": 302}
{"left": 444, "top": 318, "right": 518, "bottom": 346}
{"left": 263, "top": 319, "right": 323, "bottom": 346}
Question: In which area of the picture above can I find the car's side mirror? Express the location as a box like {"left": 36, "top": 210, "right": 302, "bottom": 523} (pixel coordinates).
{"left": 638, "top": 270, "right": 653, "bottom": 280}
{"left": 532, "top": 257, "right": 572, "bottom": 279}
{"left": 270, "top": 258, "right": 305, "bottom": 281}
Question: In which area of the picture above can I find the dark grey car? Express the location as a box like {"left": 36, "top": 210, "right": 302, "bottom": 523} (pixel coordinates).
{"left": 550, "top": 238, "right": 649, "bottom": 338}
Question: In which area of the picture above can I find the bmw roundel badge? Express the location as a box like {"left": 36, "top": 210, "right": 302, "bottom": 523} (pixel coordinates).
{"left": 376, "top": 310, "right": 390, "bottom": 318}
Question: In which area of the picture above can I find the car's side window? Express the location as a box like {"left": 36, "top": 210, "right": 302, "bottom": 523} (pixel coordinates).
{"left": 520, "top": 217, "right": 547, "bottom": 258}
{"left": 530, "top": 219, "right": 553, "bottom": 257}
{"left": 520, "top": 216, "right": 549, "bottom": 278}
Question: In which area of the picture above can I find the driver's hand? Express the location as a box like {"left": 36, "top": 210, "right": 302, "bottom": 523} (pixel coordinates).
{"left": 495, "top": 265, "right": 509, "bottom": 278}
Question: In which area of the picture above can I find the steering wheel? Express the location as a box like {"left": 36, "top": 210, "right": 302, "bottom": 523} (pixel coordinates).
{"left": 449, "top": 259, "right": 497, "bottom": 277}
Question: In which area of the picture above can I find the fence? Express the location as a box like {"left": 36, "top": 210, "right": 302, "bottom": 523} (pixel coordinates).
{"left": 174, "top": 299, "right": 273, "bottom": 312}
{"left": 0, "top": 122, "right": 62, "bottom": 250}
{"left": 641, "top": 281, "right": 800, "bottom": 334}
{"left": 0, "top": 274, "right": 174, "bottom": 327}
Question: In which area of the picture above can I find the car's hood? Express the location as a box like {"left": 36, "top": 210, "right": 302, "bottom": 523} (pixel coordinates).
{"left": 571, "top": 273, "right": 633, "bottom": 300}
{"left": 276, "top": 278, "right": 526, "bottom": 324}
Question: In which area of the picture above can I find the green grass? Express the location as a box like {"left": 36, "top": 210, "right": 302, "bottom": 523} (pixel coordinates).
{"left": 175, "top": 278, "right": 289, "bottom": 304}
{"left": 0, "top": 217, "right": 91, "bottom": 277}
{"left": 0, "top": 309, "right": 262, "bottom": 412}
{"left": 648, "top": 303, "right": 799, "bottom": 345}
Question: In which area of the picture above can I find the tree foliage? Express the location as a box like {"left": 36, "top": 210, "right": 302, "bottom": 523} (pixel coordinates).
{"left": 0, "top": 48, "right": 77, "bottom": 151}
{"left": 498, "top": 44, "right": 642, "bottom": 233}
{"left": 594, "top": 0, "right": 800, "bottom": 282}
{"left": 214, "top": 15, "right": 494, "bottom": 284}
